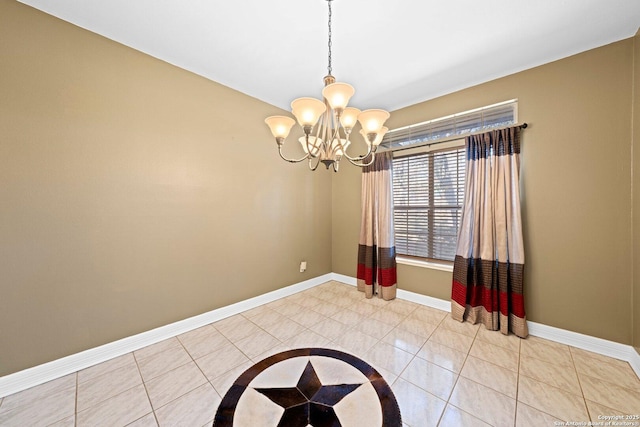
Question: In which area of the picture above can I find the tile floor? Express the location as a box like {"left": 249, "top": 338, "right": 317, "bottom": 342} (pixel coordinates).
{"left": 1, "top": 280, "right": 639, "bottom": 426}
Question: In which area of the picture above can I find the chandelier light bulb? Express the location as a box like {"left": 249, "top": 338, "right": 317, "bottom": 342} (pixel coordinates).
{"left": 291, "top": 97, "right": 326, "bottom": 128}
{"left": 265, "top": 116, "right": 296, "bottom": 139}
{"left": 339, "top": 107, "right": 361, "bottom": 130}
{"left": 322, "top": 82, "right": 355, "bottom": 111}
{"left": 358, "top": 109, "right": 391, "bottom": 133}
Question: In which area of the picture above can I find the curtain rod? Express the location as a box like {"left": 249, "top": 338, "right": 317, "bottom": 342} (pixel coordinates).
{"left": 380, "top": 122, "right": 528, "bottom": 153}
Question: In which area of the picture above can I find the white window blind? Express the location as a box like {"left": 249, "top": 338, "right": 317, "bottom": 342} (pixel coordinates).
{"left": 382, "top": 99, "right": 517, "bottom": 150}
{"left": 393, "top": 146, "right": 465, "bottom": 262}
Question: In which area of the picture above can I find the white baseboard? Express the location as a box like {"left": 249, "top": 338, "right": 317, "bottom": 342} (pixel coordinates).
{"left": 0, "top": 273, "right": 332, "bottom": 398}
{"left": 397, "top": 289, "right": 452, "bottom": 313}
{"left": 2, "top": 272, "right": 639, "bottom": 398}
{"left": 526, "top": 321, "right": 634, "bottom": 361}
{"left": 629, "top": 348, "right": 640, "bottom": 377}
{"left": 330, "top": 273, "right": 356, "bottom": 286}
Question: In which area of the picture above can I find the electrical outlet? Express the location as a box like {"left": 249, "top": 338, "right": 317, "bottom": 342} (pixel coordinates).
{"left": 300, "top": 261, "right": 307, "bottom": 273}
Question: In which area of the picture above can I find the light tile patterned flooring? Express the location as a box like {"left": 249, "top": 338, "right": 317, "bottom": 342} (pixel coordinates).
{"left": 1, "top": 280, "right": 639, "bottom": 426}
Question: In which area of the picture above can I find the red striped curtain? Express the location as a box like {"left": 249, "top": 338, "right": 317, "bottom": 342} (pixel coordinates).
{"left": 357, "top": 152, "right": 397, "bottom": 300}
{"left": 451, "top": 127, "right": 528, "bottom": 338}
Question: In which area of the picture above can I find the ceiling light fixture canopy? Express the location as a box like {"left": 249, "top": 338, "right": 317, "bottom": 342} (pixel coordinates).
{"left": 264, "top": 0, "right": 390, "bottom": 172}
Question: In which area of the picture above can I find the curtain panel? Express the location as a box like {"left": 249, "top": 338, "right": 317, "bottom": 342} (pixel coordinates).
{"left": 451, "top": 127, "right": 528, "bottom": 338}
{"left": 357, "top": 152, "right": 397, "bottom": 300}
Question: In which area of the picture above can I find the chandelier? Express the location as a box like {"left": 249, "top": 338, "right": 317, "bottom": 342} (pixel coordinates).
{"left": 264, "top": 0, "right": 390, "bottom": 172}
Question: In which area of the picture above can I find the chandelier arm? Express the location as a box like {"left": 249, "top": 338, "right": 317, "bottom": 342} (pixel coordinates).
{"left": 345, "top": 151, "right": 376, "bottom": 167}
{"left": 308, "top": 156, "right": 321, "bottom": 171}
{"left": 326, "top": 115, "right": 343, "bottom": 159}
{"left": 342, "top": 143, "right": 375, "bottom": 162}
{"left": 278, "top": 145, "right": 311, "bottom": 163}
{"left": 306, "top": 131, "right": 320, "bottom": 158}
{"left": 318, "top": 108, "right": 332, "bottom": 157}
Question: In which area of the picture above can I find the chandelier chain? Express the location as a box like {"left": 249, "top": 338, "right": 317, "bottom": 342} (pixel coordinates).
{"left": 327, "top": 0, "right": 332, "bottom": 76}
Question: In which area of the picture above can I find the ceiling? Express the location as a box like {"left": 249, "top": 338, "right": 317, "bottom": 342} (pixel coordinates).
{"left": 17, "top": 0, "right": 640, "bottom": 112}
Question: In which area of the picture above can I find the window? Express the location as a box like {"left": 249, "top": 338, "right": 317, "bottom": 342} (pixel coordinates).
{"left": 386, "top": 99, "right": 517, "bottom": 265}
{"left": 393, "top": 145, "right": 465, "bottom": 262}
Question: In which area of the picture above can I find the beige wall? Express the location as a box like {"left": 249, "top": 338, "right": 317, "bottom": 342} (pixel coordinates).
{"left": 333, "top": 39, "right": 636, "bottom": 344}
{"left": 331, "top": 159, "right": 360, "bottom": 278}
{"left": 0, "top": 1, "right": 332, "bottom": 376}
{"left": 633, "top": 29, "right": 640, "bottom": 353}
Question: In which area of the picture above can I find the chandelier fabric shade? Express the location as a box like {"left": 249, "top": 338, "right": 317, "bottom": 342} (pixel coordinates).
{"left": 264, "top": 0, "right": 390, "bottom": 172}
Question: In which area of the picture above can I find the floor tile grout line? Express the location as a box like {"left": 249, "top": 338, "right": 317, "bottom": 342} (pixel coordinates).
{"left": 392, "top": 316, "right": 473, "bottom": 425}
{"left": 519, "top": 330, "right": 624, "bottom": 421}
{"left": 74, "top": 372, "right": 78, "bottom": 426}
{"left": 570, "top": 346, "right": 640, "bottom": 389}
{"left": 442, "top": 330, "right": 476, "bottom": 426}
{"left": 176, "top": 332, "right": 216, "bottom": 408}
{"left": 475, "top": 335, "right": 521, "bottom": 354}
{"left": 514, "top": 337, "right": 522, "bottom": 427}
{"left": 517, "top": 390, "right": 583, "bottom": 422}
{"left": 570, "top": 347, "right": 593, "bottom": 411}
{"left": 518, "top": 374, "right": 590, "bottom": 422}
{"left": 569, "top": 347, "right": 593, "bottom": 423}
{"left": 151, "top": 326, "right": 227, "bottom": 423}
{"left": 517, "top": 360, "right": 622, "bottom": 400}
{"left": 74, "top": 378, "right": 147, "bottom": 422}
{"left": 456, "top": 365, "right": 518, "bottom": 402}
{"left": 574, "top": 369, "right": 640, "bottom": 416}
{"left": 130, "top": 351, "right": 156, "bottom": 425}
{"left": 150, "top": 406, "right": 161, "bottom": 427}
{"left": 432, "top": 355, "right": 450, "bottom": 427}
{"left": 468, "top": 342, "right": 520, "bottom": 373}
{"left": 571, "top": 346, "right": 640, "bottom": 375}
{"left": 517, "top": 348, "right": 575, "bottom": 369}
{"left": 521, "top": 336, "right": 573, "bottom": 355}
{"left": 74, "top": 356, "right": 145, "bottom": 414}
{"left": 578, "top": 368, "right": 640, "bottom": 392}
{"left": 439, "top": 403, "right": 490, "bottom": 427}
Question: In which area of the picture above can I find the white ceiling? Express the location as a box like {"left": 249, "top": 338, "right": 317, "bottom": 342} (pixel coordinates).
{"left": 18, "top": 0, "right": 640, "bottom": 112}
